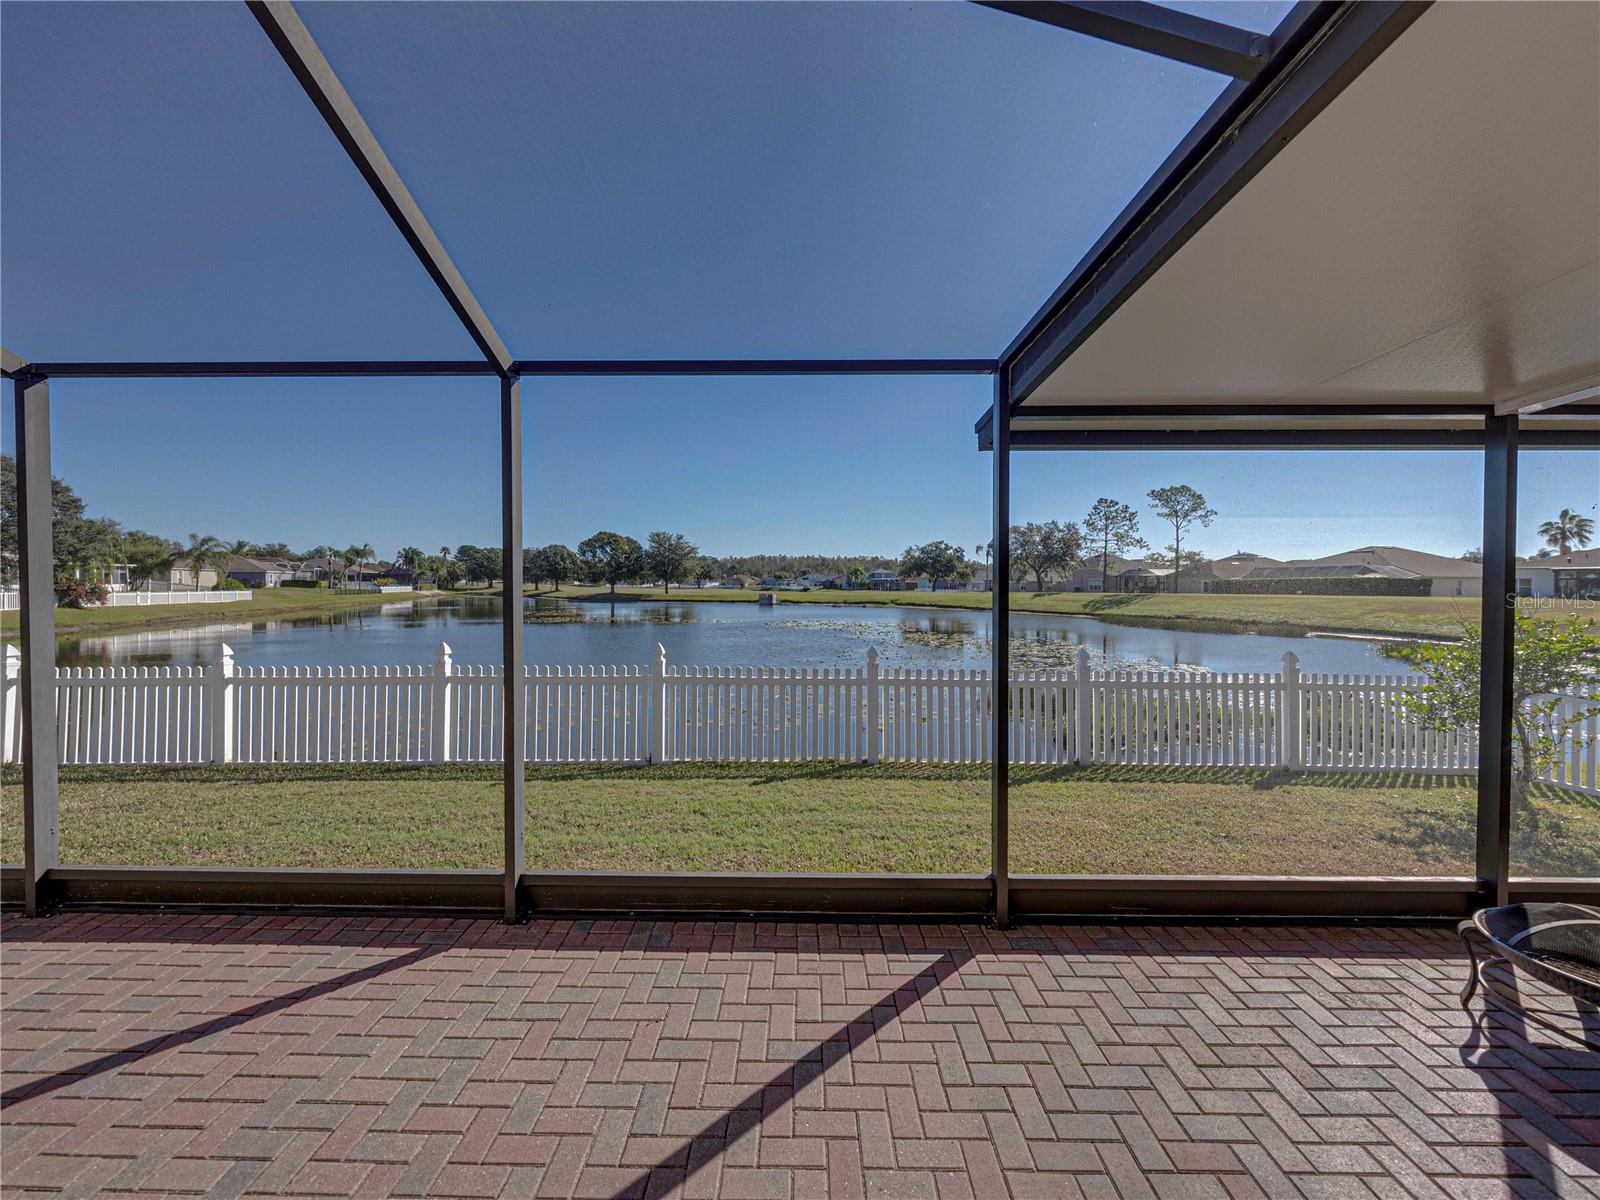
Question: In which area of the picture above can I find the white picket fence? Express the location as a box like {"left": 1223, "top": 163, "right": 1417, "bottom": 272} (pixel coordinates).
{"left": 1, "top": 643, "right": 1595, "bottom": 794}
{"left": 0, "top": 589, "right": 252, "bottom": 611}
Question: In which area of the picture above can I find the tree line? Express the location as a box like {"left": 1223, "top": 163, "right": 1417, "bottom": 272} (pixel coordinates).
{"left": 8, "top": 455, "right": 1590, "bottom": 601}
{"left": 981, "top": 485, "right": 1218, "bottom": 592}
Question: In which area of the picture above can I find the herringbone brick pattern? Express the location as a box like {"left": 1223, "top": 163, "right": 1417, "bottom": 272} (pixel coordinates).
{"left": 1, "top": 913, "right": 1596, "bottom": 1199}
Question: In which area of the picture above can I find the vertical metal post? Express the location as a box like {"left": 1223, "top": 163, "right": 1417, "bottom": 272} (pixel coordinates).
{"left": 14, "top": 373, "right": 59, "bottom": 916}
{"left": 1477, "top": 413, "right": 1517, "bottom": 906}
{"left": 501, "top": 374, "right": 526, "bottom": 922}
{"left": 991, "top": 372, "right": 1011, "bottom": 928}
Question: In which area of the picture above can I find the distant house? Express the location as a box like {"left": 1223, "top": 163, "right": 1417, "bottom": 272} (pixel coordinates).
{"left": 226, "top": 556, "right": 303, "bottom": 588}
{"left": 1237, "top": 545, "right": 1481, "bottom": 597}
{"left": 1517, "top": 548, "right": 1600, "bottom": 599}
{"left": 1064, "top": 555, "right": 1122, "bottom": 592}
{"left": 963, "top": 565, "right": 993, "bottom": 592}
{"left": 158, "top": 558, "right": 220, "bottom": 591}
{"left": 1208, "top": 552, "right": 1282, "bottom": 581}
{"left": 794, "top": 572, "right": 842, "bottom": 590}
{"left": 865, "top": 569, "right": 906, "bottom": 591}
{"left": 355, "top": 562, "right": 415, "bottom": 587}
{"left": 299, "top": 556, "right": 342, "bottom": 583}
{"left": 720, "top": 575, "right": 757, "bottom": 589}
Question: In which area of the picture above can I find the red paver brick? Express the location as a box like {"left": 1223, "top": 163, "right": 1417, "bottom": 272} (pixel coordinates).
{"left": 3, "top": 912, "right": 1596, "bottom": 1200}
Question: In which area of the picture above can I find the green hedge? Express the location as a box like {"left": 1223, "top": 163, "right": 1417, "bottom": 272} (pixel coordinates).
{"left": 279, "top": 579, "right": 327, "bottom": 589}
{"left": 1207, "top": 576, "right": 1433, "bottom": 596}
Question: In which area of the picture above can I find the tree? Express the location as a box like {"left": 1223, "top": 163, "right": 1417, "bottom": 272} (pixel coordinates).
{"left": 644, "top": 531, "right": 699, "bottom": 593}
{"left": 0, "top": 453, "right": 120, "bottom": 583}
{"left": 846, "top": 566, "right": 868, "bottom": 590}
{"left": 452, "top": 545, "right": 501, "bottom": 586}
{"left": 1459, "top": 547, "right": 1484, "bottom": 562}
{"left": 526, "top": 544, "right": 581, "bottom": 592}
{"left": 1161, "top": 545, "right": 1209, "bottom": 575}
{"left": 432, "top": 556, "right": 464, "bottom": 590}
{"left": 692, "top": 556, "right": 717, "bottom": 588}
{"left": 1147, "top": 485, "right": 1216, "bottom": 593}
{"left": 1008, "top": 521, "right": 1082, "bottom": 592}
{"left": 339, "top": 545, "right": 362, "bottom": 585}
{"left": 396, "top": 546, "right": 426, "bottom": 581}
{"left": 183, "top": 533, "right": 223, "bottom": 590}
{"left": 1538, "top": 508, "right": 1595, "bottom": 555}
{"left": 1397, "top": 615, "right": 1599, "bottom": 829}
{"left": 899, "top": 540, "right": 966, "bottom": 591}
{"left": 1083, "top": 498, "right": 1148, "bottom": 593}
{"left": 121, "top": 532, "right": 179, "bottom": 592}
{"left": 577, "top": 531, "right": 644, "bottom": 595}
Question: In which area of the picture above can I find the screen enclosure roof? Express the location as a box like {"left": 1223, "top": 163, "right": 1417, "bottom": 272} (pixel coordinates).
{"left": 1006, "top": 0, "right": 1600, "bottom": 437}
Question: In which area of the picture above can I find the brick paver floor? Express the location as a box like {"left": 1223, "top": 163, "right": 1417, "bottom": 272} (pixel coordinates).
{"left": 1, "top": 912, "right": 1596, "bottom": 1199}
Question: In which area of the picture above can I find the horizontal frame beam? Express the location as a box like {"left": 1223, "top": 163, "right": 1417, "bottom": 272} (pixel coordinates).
{"left": 524, "top": 872, "right": 992, "bottom": 917}
{"left": 22, "top": 359, "right": 997, "bottom": 380}
{"left": 975, "top": 1, "right": 1270, "bottom": 81}
{"left": 247, "top": 1, "right": 514, "bottom": 377}
{"left": 16, "top": 866, "right": 503, "bottom": 911}
{"left": 25, "top": 361, "right": 501, "bottom": 379}
{"left": 975, "top": 417, "right": 1600, "bottom": 450}
{"left": 1493, "top": 376, "right": 1600, "bottom": 417}
{"left": 1015, "top": 429, "right": 1480, "bottom": 449}
{"left": 1008, "top": 875, "right": 1490, "bottom": 919}
{"left": 511, "top": 359, "right": 998, "bottom": 377}
{"left": 6, "top": 865, "right": 1593, "bottom": 920}
{"left": 1005, "top": 1, "right": 1427, "bottom": 406}
{"left": 1001, "top": 402, "right": 1498, "bottom": 424}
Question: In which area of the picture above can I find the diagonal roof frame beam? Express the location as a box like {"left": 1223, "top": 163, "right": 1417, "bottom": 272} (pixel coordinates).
{"left": 247, "top": 1, "right": 514, "bottom": 378}
{"left": 975, "top": 1, "right": 1272, "bottom": 80}
{"left": 992, "top": 0, "right": 1428, "bottom": 420}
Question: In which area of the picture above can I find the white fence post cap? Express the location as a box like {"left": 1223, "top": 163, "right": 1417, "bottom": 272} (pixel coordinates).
{"left": 1075, "top": 646, "right": 1091, "bottom": 669}
{"left": 867, "top": 646, "right": 878, "bottom": 664}
{"left": 436, "top": 641, "right": 453, "bottom": 658}
{"left": 216, "top": 642, "right": 234, "bottom": 663}
{"left": 1281, "top": 651, "right": 1299, "bottom": 669}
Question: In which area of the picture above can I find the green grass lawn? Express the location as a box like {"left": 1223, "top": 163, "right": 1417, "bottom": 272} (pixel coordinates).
{"left": 538, "top": 585, "right": 1594, "bottom": 640}
{"left": 0, "top": 587, "right": 432, "bottom": 642}
{"left": 4, "top": 763, "right": 1594, "bottom": 877}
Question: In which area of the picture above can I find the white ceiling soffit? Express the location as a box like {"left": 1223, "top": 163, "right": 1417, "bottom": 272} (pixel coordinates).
{"left": 1022, "top": 0, "right": 1600, "bottom": 410}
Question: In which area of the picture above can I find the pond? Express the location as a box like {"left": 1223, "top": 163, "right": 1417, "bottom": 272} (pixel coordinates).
{"left": 55, "top": 595, "right": 1401, "bottom": 675}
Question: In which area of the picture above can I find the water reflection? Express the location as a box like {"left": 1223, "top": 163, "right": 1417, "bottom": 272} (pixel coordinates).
{"left": 52, "top": 595, "right": 1396, "bottom": 675}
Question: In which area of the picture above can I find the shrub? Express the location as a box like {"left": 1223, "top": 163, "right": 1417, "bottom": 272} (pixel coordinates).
{"left": 372, "top": 576, "right": 397, "bottom": 587}
{"left": 218, "top": 578, "right": 247, "bottom": 591}
{"left": 1206, "top": 576, "right": 1432, "bottom": 596}
{"left": 279, "top": 579, "right": 324, "bottom": 588}
{"left": 54, "top": 580, "right": 109, "bottom": 608}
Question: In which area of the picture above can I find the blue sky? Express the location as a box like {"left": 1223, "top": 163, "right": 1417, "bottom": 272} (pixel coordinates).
{"left": 3, "top": 2, "right": 1595, "bottom": 563}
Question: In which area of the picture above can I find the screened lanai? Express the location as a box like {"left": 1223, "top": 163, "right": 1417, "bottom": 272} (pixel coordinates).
{"left": 4, "top": 0, "right": 1597, "bottom": 923}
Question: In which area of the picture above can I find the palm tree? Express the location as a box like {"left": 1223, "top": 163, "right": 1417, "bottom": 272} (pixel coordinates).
{"left": 339, "top": 545, "right": 362, "bottom": 588}
{"left": 183, "top": 533, "right": 221, "bottom": 591}
{"left": 396, "top": 546, "right": 425, "bottom": 585}
{"left": 1539, "top": 508, "right": 1595, "bottom": 556}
